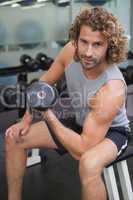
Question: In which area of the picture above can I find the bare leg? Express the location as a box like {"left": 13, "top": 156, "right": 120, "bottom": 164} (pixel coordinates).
{"left": 79, "top": 138, "right": 118, "bottom": 200}
{"left": 5, "top": 121, "right": 57, "bottom": 200}
{"left": 5, "top": 138, "right": 27, "bottom": 200}
{"left": 81, "top": 174, "right": 107, "bottom": 200}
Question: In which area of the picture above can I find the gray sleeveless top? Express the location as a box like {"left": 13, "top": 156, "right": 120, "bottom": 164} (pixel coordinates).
{"left": 65, "top": 62, "right": 129, "bottom": 127}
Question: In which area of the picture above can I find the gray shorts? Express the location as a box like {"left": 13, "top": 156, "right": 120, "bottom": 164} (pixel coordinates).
{"left": 45, "top": 118, "right": 131, "bottom": 156}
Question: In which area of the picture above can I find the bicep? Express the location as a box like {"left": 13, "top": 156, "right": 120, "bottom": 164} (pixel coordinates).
{"left": 81, "top": 80, "right": 125, "bottom": 148}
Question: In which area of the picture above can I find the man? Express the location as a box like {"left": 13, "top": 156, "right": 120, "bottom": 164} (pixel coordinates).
{"left": 5, "top": 7, "right": 130, "bottom": 200}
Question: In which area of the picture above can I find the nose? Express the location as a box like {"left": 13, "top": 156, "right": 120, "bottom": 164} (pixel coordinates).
{"left": 85, "top": 45, "right": 93, "bottom": 57}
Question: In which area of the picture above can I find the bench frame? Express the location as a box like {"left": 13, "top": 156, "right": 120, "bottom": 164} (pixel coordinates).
{"left": 103, "top": 160, "right": 133, "bottom": 200}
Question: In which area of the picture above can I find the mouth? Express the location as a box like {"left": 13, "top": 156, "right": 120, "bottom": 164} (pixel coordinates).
{"left": 83, "top": 59, "right": 94, "bottom": 64}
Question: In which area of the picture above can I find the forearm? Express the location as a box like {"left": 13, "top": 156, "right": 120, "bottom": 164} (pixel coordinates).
{"left": 39, "top": 59, "right": 65, "bottom": 85}
{"left": 44, "top": 110, "right": 84, "bottom": 160}
{"left": 21, "top": 111, "right": 33, "bottom": 125}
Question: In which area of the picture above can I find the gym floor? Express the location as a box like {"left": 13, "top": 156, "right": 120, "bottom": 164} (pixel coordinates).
{"left": 0, "top": 110, "right": 133, "bottom": 200}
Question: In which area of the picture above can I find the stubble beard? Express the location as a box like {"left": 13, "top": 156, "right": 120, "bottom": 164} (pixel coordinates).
{"left": 80, "top": 57, "right": 100, "bottom": 71}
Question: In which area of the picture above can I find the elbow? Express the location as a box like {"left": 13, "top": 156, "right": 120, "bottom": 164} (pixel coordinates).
{"left": 71, "top": 144, "right": 87, "bottom": 161}
{"left": 70, "top": 153, "right": 82, "bottom": 161}
{"left": 75, "top": 153, "right": 85, "bottom": 161}
{"left": 69, "top": 135, "right": 96, "bottom": 161}
{"left": 73, "top": 137, "right": 97, "bottom": 160}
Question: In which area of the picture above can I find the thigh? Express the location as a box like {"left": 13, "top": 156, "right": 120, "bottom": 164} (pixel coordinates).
{"left": 82, "top": 138, "right": 118, "bottom": 168}
{"left": 16, "top": 121, "right": 58, "bottom": 149}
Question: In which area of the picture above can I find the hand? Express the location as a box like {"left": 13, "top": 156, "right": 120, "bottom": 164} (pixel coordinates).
{"left": 41, "top": 108, "right": 52, "bottom": 118}
{"left": 42, "top": 109, "right": 57, "bottom": 122}
{"left": 5, "top": 121, "right": 30, "bottom": 142}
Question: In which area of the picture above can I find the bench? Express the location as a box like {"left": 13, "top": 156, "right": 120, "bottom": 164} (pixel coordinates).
{"left": 103, "top": 145, "right": 133, "bottom": 200}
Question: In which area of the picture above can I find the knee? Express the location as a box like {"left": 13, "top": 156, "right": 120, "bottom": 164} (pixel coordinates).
{"left": 5, "top": 134, "right": 18, "bottom": 152}
{"left": 79, "top": 151, "right": 103, "bottom": 182}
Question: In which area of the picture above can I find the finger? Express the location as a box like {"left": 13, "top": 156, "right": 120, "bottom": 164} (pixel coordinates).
{"left": 5, "top": 125, "right": 16, "bottom": 135}
{"left": 6, "top": 127, "right": 19, "bottom": 139}
{"left": 21, "top": 128, "right": 28, "bottom": 135}
{"left": 5, "top": 129, "right": 10, "bottom": 136}
{"left": 5, "top": 128, "right": 13, "bottom": 137}
{"left": 6, "top": 130, "right": 14, "bottom": 139}
{"left": 12, "top": 129, "right": 22, "bottom": 138}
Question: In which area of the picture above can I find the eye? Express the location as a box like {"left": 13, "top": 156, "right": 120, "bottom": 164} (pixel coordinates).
{"left": 80, "top": 39, "right": 88, "bottom": 44}
{"left": 94, "top": 42, "right": 102, "bottom": 47}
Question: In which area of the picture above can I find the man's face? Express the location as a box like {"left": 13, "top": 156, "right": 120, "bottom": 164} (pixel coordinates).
{"left": 77, "top": 25, "right": 108, "bottom": 70}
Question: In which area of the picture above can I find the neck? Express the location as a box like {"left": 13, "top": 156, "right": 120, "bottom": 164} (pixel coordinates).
{"left": 83, "top": 62, "right": 109, "bottom": 80}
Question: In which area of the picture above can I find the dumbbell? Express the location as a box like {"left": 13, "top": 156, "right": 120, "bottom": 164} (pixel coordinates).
{"left": 36, "top": 52, "right": 54, "bottom": 70}
{"left": 120, "top": 68, "right": 128, "bottom": 83}
{"left": 20, "top": 54, "right": 39, "bottom": 71}
{"left": 127, "top": 51, "right": 133, "bottom": 59}
{"left": 126, "top": 66, "right": 133, "bottom": 85}
{"left": 27, "top": 81, "right": 57, "bottom": 111}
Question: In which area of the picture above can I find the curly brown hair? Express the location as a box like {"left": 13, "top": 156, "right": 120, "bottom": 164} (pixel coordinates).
{"left": 69, "top": 7, "right": 128, "bottom": 64}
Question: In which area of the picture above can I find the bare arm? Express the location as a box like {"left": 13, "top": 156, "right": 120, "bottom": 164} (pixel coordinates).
{"left": 23, "top": 42, "right": 75, "bottom": 123}
{"left": 21, "top": 111, "right": 33, "bottom": 124}
{"left": 43, "top": 80, "right": 125, "bottom": 160}
{"left": 40, "top": 42, "right": 75, "bottom": 84}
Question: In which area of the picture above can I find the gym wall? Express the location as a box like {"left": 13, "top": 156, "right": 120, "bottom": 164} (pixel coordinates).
{"left": 0, "top": 0, "right": 132, "bottom": 84}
